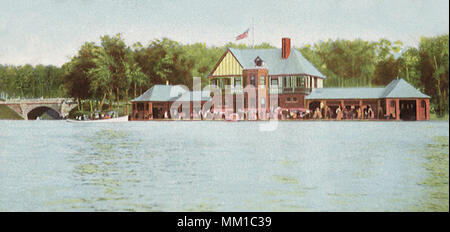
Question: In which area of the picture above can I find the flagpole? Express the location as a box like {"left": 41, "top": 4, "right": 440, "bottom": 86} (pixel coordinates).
{"left": 252, "top": 17, "right": 254, "bottom": 49}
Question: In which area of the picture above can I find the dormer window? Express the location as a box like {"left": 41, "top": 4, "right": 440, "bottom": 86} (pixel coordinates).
{"left": 254, "top": 56, "right": 263, "bottom": 66}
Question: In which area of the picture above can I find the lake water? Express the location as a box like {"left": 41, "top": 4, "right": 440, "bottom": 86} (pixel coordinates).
{"left": 0, "top": 120, "right": 448, "bottom": 212}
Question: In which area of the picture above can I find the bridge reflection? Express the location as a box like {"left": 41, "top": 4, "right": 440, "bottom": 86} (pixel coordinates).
{"left": 0, "top": 98, "right": 77, "bottom": 120}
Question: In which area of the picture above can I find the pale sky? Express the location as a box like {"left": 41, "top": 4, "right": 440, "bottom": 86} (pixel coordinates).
{"left": 0, "top": 0, "right": 448, "bottom": 66}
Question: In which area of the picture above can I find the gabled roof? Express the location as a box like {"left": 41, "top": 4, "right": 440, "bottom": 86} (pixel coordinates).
{"left": 131, "top": 85, "right": 187, "bottom": 102}
{"left": 227, "top": 48, "right": 325, "bottom": 78}
{"left": 381, "top": 78, "right": 430, "bottom": 99}
{"left": 306, "top": 78, "right": 430, "bottom": 100}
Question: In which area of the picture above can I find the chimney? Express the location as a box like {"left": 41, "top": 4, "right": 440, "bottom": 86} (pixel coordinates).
{"left": 282, "top": 37, "right": 291, "bottom": 59}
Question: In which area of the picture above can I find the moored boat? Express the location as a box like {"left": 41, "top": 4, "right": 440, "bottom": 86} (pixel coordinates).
{"left": 66, "top": 115, "right": 129, "bottom": 123}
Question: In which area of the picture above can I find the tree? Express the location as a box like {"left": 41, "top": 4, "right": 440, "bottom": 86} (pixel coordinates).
{"left": 99, "top": 34, "right": 129, "bottom": 109}
{"left": 398, "top": 47, "right": 421, "bottom": 88}
{"left": 124, "top": 60, "right": 147, "bottom": 113}
{"left": 372, "top": 56, "right": 399, "bottom": 86}
{"left": 63, "top": 42, "right": 98, "bottom": 100}
{"left": 419, "top": 34, "right": 449, "bottom": 116}
{"left": 87, "top": 46, "right": 113, "bottom": 111}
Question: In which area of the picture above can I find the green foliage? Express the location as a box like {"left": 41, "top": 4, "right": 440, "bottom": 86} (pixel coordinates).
{"left": 299, "top": 39, "right": 377, "bottom": 87}
{"left": 0, "top": 34, "right": 448, "bottom": 116}
{"left": 0, "top": 64, "right": 66, "bottom": 99}
{"left": 299, "top": 35, "right": 449, "bottom": 114}
{"left": 372, "top": 56, "right": 399, "bottom": 86}
{"left": 0, "top": 105, "right": 23, "bottom": 119}
{"left": 418, "top": 34, "right": 449, "bottom": 116}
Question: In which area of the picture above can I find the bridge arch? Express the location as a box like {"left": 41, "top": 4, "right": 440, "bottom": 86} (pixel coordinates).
{"left": 27, "top": 106, "right": 61, "bottom": 120}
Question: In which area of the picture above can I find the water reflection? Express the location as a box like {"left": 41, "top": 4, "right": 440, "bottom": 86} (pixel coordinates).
{"left": 71, "top": 129, "right": 146, "bottom": 211}
{"left": 419, "top": 136, "right": 449, "bottom": 212}
{"left": 0, "top": 121, "right": 448, "bottom": 211}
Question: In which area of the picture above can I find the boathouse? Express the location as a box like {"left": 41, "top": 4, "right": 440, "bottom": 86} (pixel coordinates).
{"left": 305, "top": 78, "right": 430, "bottom": 120}
{"left": 208, "top": 38, "right": 326, "bottom": 114}
{"left": 130, "top": 37, "right": 430, "bottom": 121}
{"left": 130, "top": 84, "right": 211, "bottom": 120}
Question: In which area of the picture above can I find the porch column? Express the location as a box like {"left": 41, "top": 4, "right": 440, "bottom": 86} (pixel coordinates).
{"left": 395, "top": 99, "right": 400, "bottom": 120}
{"left": 149, "top": 102, "right": 153, "bottom": 119}
{"left": 190, "top": 102, "right": 194, "bottom": 120}
{"left": 377, "top": 100, "right": 381, "bottom": 119}
{"left": 426, "top": 99, "right": 430, "bottom": 120}
{"left": 166, "top": 102, "right": 170, "bottom": 119}
{"left": 359, "top": 100, "right": 363, "bottom": 119}
{"left": 416, "top": 99, "right": 420, "bottom": 120}
{"left": 386, "top": 99, "right": 390, "bottom": 118}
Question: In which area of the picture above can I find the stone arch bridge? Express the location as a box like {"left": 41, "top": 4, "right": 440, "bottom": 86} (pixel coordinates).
{"left": 0, "top": 98, "right": 78, "bottom": 120}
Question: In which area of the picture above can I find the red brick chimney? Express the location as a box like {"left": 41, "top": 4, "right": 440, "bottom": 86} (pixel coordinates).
{"left": 282, "top": 37, "right": 291, "bottom": 59}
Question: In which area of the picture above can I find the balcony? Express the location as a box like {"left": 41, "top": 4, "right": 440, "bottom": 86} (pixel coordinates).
{"left": 269, "top": 86, "right": 311, "bottom": 94}
{"left": 216, "top": 86, "right": 311, "bottom": 95}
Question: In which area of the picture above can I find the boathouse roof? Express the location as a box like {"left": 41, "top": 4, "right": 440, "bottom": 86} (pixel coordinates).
{"left": 380, "top": 78, "right": 430, "bottom": 99}
{"left": 132, "top": 85, "right": 212, "bottom": 102}
{"left": 175, "top": 91, "right": 212, "bottom": 102}
{"left": 131, "top": 85, "right": 187, "bottom": 102}
{"left": 228, "top": 48, "right": 325, "bottom": 78}
{"left": 306, "top": 78, "right": 430, "bottom": 100}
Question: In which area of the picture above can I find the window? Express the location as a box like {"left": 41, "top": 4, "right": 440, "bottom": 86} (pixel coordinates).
{"left": 235, "top": 77, "right": 242, "bottom": 87}
{"left": 292, "top": 76, "right": 297, "bottom": 87}
{"left": 259, "top": 76, "right": 265, "bottom": 86}
{"left": 250, "top": 76, "right": 256, "bottom": 86}
{"left": 271, "top": 78, "right": 278, "bottom": 86}
{"left": 212, "top": 79, "right": 217, "bottom": 86}
{"left": 297, "top": 76, "right": 305, "bottom": 88}
{"left": 286, "top": 76, "right": 291, "bottom": 88}
{"left": 224, "top": 78, "right": 231, "bottom": 86}
{"left": 314, "top": 77, "right": 317, "bottom": 88}
{"left": 286, "top": 97, "right": 298, "bottom": 103}
{"left": 421, "top": 100, "right": 426, "bottom": 108}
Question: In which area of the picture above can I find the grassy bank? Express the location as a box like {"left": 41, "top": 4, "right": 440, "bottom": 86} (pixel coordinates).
{"left": 430, "top": 113, "right": 449, "bottom": 121}
{"left": 0, "top": 105, "right": 23, "bottom": 120}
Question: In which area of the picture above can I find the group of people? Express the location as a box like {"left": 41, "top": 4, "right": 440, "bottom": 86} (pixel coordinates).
{"left": 312, "top": 104, "right": 378, "bottom": 120}
{"left": 76, "top": 111, "right": 118, "bottom": 120}
{"left": 135, "top": 104, "right": 385, "bottom": 121}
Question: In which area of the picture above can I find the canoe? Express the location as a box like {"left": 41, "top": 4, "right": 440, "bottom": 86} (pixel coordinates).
{"left": 66, "top": 116, "right": 129, "bottom": 123}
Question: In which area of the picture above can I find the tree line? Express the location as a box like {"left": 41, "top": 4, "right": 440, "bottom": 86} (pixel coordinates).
{"left": 299, "top": 34, "right": 449, "bottom": 116}
{"left": 0, "top": 33, "right": 448, "bottom": 116}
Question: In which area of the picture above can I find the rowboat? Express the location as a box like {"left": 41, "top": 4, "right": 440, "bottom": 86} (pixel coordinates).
{"left": 66, "top": 116, "right": 129, "bottom": 123}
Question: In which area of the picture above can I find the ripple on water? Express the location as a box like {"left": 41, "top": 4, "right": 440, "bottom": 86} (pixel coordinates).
{"left": 417, "top": 136, "right": 449, "bottom": 212}
{"left": 0, "top": 121, "right": 449, "bottom": 211}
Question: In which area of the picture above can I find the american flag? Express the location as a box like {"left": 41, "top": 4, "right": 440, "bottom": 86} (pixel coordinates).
{"left": 236, "top": 28, "right": 249, "bottom": 40}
